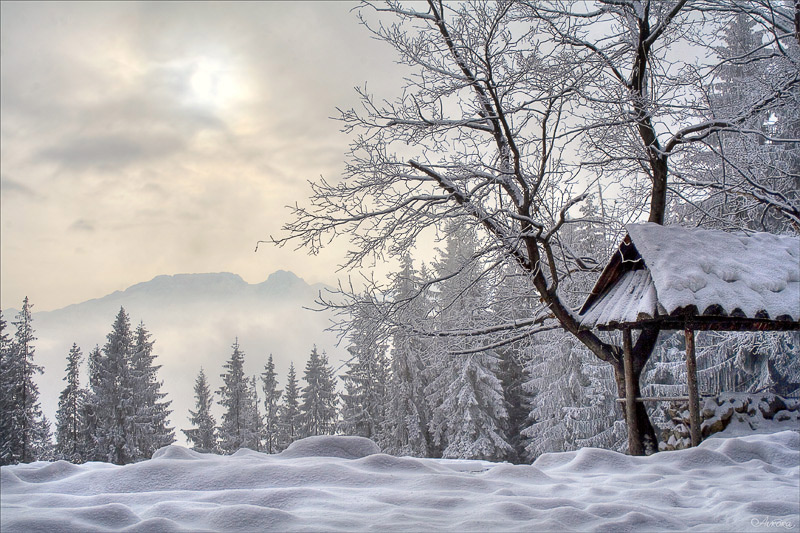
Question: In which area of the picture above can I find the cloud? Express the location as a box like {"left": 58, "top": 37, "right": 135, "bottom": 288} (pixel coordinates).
{"left": 1, "top": 2, "right": 409, "bottom": 311}
{"left": 0, "top": 175, "right": 40, "bottom": 198}
{"left": 39, "top": 132, "right": 186, "bottom": 170}
{"left": 69, "top": 219, "right": 95, "bottom": 233}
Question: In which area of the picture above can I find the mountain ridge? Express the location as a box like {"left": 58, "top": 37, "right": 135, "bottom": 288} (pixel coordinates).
{"left": 19, "top": 270, "right": 329, "bottom": 317}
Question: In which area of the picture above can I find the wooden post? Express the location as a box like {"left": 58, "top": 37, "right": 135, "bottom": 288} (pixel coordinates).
{"left": 685, "top": 327, "right": 701, "bottom": 447}
{"left": 623, "top": 328, "right": 643, "bottom": 455}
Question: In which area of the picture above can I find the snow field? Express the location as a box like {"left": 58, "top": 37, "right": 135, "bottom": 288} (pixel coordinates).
{"left": 2, "top": 433, "right": 798, "bottom": 532}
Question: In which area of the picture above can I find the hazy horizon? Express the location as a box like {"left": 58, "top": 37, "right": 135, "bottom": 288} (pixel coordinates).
{"left": 2, "top": 268, "right": 328, "bottom": 314}
{"left": 4, "top": 267, "right": 349, "bottom": 446}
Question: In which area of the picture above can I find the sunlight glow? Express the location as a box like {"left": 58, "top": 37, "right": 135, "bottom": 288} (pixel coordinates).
{"left": 188, "top": 57, "right": 245, "bottom": 109}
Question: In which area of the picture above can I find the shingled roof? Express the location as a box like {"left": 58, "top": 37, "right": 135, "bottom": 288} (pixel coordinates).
{"left": 578, "top": 223, "right": 800, "bottom": 331}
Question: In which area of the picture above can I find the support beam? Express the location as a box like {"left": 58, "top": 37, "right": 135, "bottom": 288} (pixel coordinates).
{"left": 685, "top": 328, "right": 701, "bottom": 447}
{"left": 623, "top": 328, "right": 643, "bottom": 455}
{"left": 616, "top": 396, "right": 691, "bottom": 403}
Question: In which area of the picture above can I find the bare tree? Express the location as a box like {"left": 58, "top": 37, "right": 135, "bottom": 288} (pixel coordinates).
{"left": 274, "top": 0, "right": 798, "bottom": 454}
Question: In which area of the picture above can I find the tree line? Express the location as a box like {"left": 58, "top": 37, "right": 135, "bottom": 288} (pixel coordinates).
{"left": 183, "top": 343, "right": 338, "bottom": 454}
{"left": 1, "top": 304, "right": 173, "bottom": 465}
{"left": 0, "top": 300, "right": 343, "bottom": 464}
{"left": 2, "top": 251, "right": 797, "bottom": 469}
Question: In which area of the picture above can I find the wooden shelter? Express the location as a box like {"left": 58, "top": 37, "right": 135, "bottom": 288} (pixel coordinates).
{"left": 578, "top": 223, "right": 800, "bottom": 454}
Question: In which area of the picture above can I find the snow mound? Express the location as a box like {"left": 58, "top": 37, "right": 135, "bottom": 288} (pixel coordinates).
{"left": 534, "top": 446, "right": 637, "bottom": 472}
{"left": 702, "top": 430, "right": 800, "bottom": 468}
{"left": 1, "top": 432, "right": 797, "bottom": 532}
{"left": 152, "top": 445, "right": 208, "bottom": 461}
{"left": 231, "top": 447, "right": 266, "bottom": 458}
{"left": 352, "top": 452, "right": 439, "bottom": 473}
{"left": 10, "top": 459, "right": 84, "bottom": 482}
{"left": 278, "top": 435, "right": 381, "bottom": 459}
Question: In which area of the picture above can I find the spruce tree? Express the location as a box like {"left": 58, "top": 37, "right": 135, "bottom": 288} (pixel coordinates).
{"left": 261, "top": 355, "right": 282, "bottom": 453}
{"left": 339, "top": 326, "right": 389, "bottom": 440}
{"left": 495, "top": 345, "right": 530, "bottom": 464}
{"left": 0, "top": 310, "right": 13, "bottom": 463}
{"left": 130, "top": 322, "right": 174, "bottom": 459}
{"left": 519, "top": 208, "right": 626, "bottom": 458}
{"left": 33, "top": 415, "right": 54, "bottom": 461}
{"left": 1, "top": 298, "right": 48, "bottom": 464}
{"left": 245, "top": 375, "right": 263, "bottom": 451}
{"left": 93, "top": 307, "right": 136, "bottom": 465}
{"left": 425, "top": 226, "right": 512, "bottom": 461}
{"left": 488, "top": 262, "right": 538, "bottom": 463}
{"left": 278, "top": 362, "right": 301, "bottom": 450}
{"left": 382, "top": 255, "right": 433, "bottom": 456}
{"left": 183, "top": 367, "right": 218, "bottom": 453}
{"left": 299, "top": 346, "right": 337, "bottom": 438}
{"left": 81, "top": 346, "right": 103, "bottom": 461}
{"left": 431, "top": 351, "right": 513, "bottom": 461}
{"left": 55, "top": 343, "right": 87, "bottom": 462}
{"left": 217, "top": 339, "right": 255, "bottom": 453}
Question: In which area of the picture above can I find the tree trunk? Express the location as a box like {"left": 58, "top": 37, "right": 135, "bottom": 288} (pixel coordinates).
{"left": 794, "top": 0, "right": 799, "bottom": 47}
{"left": 647, "top": 156, "right": 668, "bottom": 224}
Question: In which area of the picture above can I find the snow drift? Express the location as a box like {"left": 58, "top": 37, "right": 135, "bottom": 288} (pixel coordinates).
{"left": 2, "top": 432, "right": 798, "bottom": 532}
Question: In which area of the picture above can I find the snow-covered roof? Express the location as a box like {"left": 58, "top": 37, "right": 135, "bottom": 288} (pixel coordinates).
{"left": 579, "top": 223, "right": 800, "bottom": 330}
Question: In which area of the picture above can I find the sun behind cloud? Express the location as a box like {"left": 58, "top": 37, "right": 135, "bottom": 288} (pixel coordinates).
{"left": 187, "top": 56, "right": 247, "bottom": 110}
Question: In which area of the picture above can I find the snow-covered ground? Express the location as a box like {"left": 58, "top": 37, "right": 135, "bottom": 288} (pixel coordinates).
{"left": 2, "top": 432, "right": 798, "bottom": 532}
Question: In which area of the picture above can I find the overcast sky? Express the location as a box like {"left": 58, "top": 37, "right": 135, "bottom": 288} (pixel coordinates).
{"left": 1, "top": 1, "right": 407, "bottom": 311}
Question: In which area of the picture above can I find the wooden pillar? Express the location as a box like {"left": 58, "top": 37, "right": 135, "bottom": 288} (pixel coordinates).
{"left": 623, "top": 328, "right": 643, "bottom": 455}
{"left": 685, "top": 327, "right": 701, "bottom": 447}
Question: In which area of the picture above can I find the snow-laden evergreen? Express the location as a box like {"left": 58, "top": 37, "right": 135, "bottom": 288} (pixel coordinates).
{"left": 426, "top": 225, "right": 513, "bottom": 461}
{"left": 130, "top": 323, "right": 175, "bottom": 459}
{"left": 54, "top": 343, "right": 87, "bottom": 462}
{"left": 678, "top": 11, "right": 800, "bottom": 234}
{"left": 434, "top": 350, "right": 514, "bottom": 461}
{"left": 494, "top": 342, "right": 531, "bottom": 463}
{"left": 522, "top": 334, "right": 624, "bottom": 459}
{"left": 381, "top": 255, "right": 433, "bottom": 457}
{"left": 245, "top": 376, "right": 263, "bottom": 451}
{"left": 299, "top": 346, "right": 337, "bottom": 438}
{"left": 261, "top": 355, "right": 282, "bottom": 454}
{"left": 90, "top": 308, "right": 136, "bottom": 464}
{"left": 80, "top": 308, "right": 174, "bottom": 464}
{"left": 278, "top": 362, "right": 301, "bottom": 450}
{"left": 0, "top": 311, "right": 11, "bottom": 463}
{"left": 0, "top": 298, "right": 50, "bottom": 465}
{"left": 183, "top": 368, "right": 217, "bottom": 453}
{"left": 217, "top": 339, "right": 258, "bottom": 454}
{"left": 82, "top": 346, "right": 103, "bottom": 461}
{"left": 338, "top": 313, "right": 389, "bottom": 440}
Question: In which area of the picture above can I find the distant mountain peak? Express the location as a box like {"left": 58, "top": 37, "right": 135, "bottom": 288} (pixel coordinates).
{"left": 122, "top": 272, "right": 248, "bottom": 298}
{"left": 265, "top": 270, "right": 305, "bottom": 285}
{"left": 28, "top": 270, "right": 320, "bottom": 317}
